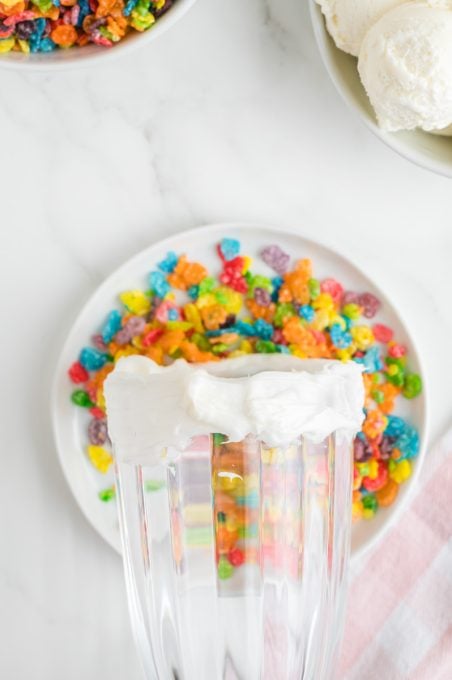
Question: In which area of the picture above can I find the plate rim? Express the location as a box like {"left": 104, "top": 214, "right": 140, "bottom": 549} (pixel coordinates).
{"left": 51, "top": 221, "right": 430, "bottom": 560}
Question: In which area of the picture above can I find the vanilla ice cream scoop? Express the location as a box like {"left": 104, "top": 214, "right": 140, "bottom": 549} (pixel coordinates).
{"left": 358, "top": 3, "right": 452, "bottom": 132}
{"left": 316, "top": 0, "right": 408, "bottom": 57}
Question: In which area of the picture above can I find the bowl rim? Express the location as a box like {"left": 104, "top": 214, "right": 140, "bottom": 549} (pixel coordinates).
{"left": 0, "top": 0, "right": 198, "bottom": 71}
{"left": 309, "top": 0, "right": 452, "bottom": 180}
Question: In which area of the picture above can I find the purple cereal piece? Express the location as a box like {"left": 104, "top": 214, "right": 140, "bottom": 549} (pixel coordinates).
{"left": 254, "top": 287, "right": 271, "bottom": 307}
{"left": 92, "top": 334, "right": 108, "bottom": 352}
{"left": 379, "top": 436, "right": 395, "bottom": 460}
{"left": 342, "top": 291, "right": 360, "bottom": 307}
{"left": 359, "top": 292, "right": 381, "bottom": 319}
{"left": 88, "top": 419, "right": 109, "bottom": 446}
{"left": 261, "top": 245, "right": 290, "bottom": 276}
{"left": 115, "top": 327, "right": 133, "bottom": 346}
{"left": 125, "top": 316, "right": 146, "bottom": 336}
{"left": 353, "top": 437, "right": 373, "bottom": 462}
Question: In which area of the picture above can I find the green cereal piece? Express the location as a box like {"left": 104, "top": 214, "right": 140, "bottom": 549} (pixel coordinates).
{"left": 274, "top": 303, "right": 295, "bottom": 327}
{"left": 99, "top": 487, "right": 115, "bottom": 502}
{"left": 308, "top": 278, "right": 320, "bottom": 300}
{"left": 256, "top": 340, "right": 277, "bottom": 353}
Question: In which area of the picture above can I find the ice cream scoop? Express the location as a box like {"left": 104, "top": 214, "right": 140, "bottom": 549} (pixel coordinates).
{"left": 316, "top": 0, "right": 408, "bottom": 56}
{"left": 358, "top": 3, "right": 452, "bottom": 132}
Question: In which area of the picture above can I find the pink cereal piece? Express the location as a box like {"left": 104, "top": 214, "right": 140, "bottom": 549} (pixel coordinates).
{"left": 4, "top": 10, "right": 34, "bottom": 25}
{"left": 358, "top": 292, "right": 381, "bottom": 319}
{"left": 70, "top": 5, "right": 80, "bottom": 24}
{"left": 342, "top": 291, "right": 360, "bottom": 306}
{"left": 92, "top": 334, "right": 108, "bottom": 352}
{"left": 320, "top": 278, "right": 344, "bottom": 305}
{"left": 388, "top": 343, "right": 407, "bottom": 358}
{"left": 373, "top": 323, "right": 394, "bottom": 343}
{"left": 90, "top": 407, "right": 106, "bottom": 420}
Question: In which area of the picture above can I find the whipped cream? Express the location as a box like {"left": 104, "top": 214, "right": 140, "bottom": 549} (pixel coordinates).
{"left": 104, "top": 355, "right": 364, "bottom": 463}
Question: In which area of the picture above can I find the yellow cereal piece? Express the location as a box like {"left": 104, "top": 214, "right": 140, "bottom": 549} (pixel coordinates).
{"left": 312, "top": 293, "right": 335, "bottom": 312}
{"left": 352, "top": 501, "right": 363, "bottom": 520}
{"left": 96, "top": 388, "right": 106, "bottom": 410}
{"left": 18, "top": 39, "right": 30, "bottom": 53}
{"left": 239, "top": 339, "right": 253, "bottom": 354}
{"left": 242, "top": 256, "right": 252, "bottom": 274}
{"left": 119, "top": 290, "right": 151, "bottom": 316}
{"left": 0, "top": 38, "right": 15, "bottom": 53}
{"left": 351, "top": 325, "right": 375, "bottom": 351}
{"left": 214, "top": 286, "right": 242, "bottom": 314}
{"left": 87, "top": 445, "right": 113, "bottom": 474}
{"left": 329, "top": 314, "right": 347, "bottom": 330}
{"left": 114, "top": 347, "right": 137, "bottom": 362}
{"left": 183, "top": 303, "right": 204, "bottom": 333}
{"left": 195, "top": 293, "right": 217, "bottom": 309}
{"left": 389, "top": 459, "right": 412, "bottom": 484}
{"left": 336, "top": 348, "right": 354, "bottom": 362}
{"left": 289, "top": 344, "right": 307, "bottom": 359}
{"left": 311, "top": 309, "right": 330, "bottom": 331}
{"left": 362, "top": 508, "right": 375, "bottom": 520}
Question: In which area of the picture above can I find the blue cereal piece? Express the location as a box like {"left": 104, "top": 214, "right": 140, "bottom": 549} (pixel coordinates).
{"left": 149, "top": 271, "right": 170, "bottom": 298}
{"left": 80, "top": 347, "right": 107, "bottom": 371}
{"left": 220, "top": 238, "right": 240, "bottom": 261}
{"left": 235, "top": 320, "right": 256, "bottom": 336}
{"left": 299, "top": 305, "right": 315, "bottom": 322}
{"left": 276, "top": 344, "right": 290, "bottom": 354}
{"left": 157, "top": 251, "right": 178, "bottom": 273}
{"left": 395, "top": 426, "right": 420, "bottom": 459}
{"left": 188, "top": 285, "right": 199, "bottom": 300}
{"left": 101, "top": 310, "right": 122, "bottom": 344}
{"left": 384, "top": 415, "right": 406, "bottom": 438}
{"left": 330, "top": 323, "right": 352, "bottom": 349}
{"left": 271, "top": 276, "right": 283, "bottom": 302}
{"left": 254, "top": 318, "right": 273, "bottom": 340}
{"left": 355, "top": 346, "right": 383, "bottom": 373}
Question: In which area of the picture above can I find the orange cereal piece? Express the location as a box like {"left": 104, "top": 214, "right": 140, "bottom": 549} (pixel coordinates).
{"left": 282, "top": 317, "right": 315, "bottom": 347}
{"left": 167, "top": 255, "right": 208, "bottom": 290}
{"left": 209, "top": 333, "right": 239, "bottom": 345}
{"left": 246, "top": 299, "right": 276, "bottom": 323}
{"left": 363, "top": 409, "right": 388, "bottom": 440}
{"left": 379, "top": 382, "right": 401, "bottom": 414}
{"left": 216, "top": 526, "right": 238, "bottom": 554}
{"left": 200, "top": 304, "right": 228, "bottom": 331}
{"left": 156, "top": 329, "right": 185, "bottom": 355}
{"left": 0, "top": 1, "right": 24, "bottom": 16}
{"left": 180, "top": 340, "right": 218, "bottom": 363}
{"left": 376, "top": 479, "right": 399, "bottom": 507}
{"left": 96, "top": 0, "right": 116, "bottom": 15}
{"left": 145, "top": 346, "right": 164, "bottom": 365}
{"left": 51, "top": 24, "right": 78, "bottom": 47}
{"left": 278, "top": 259, "right": 312, "bottom": 304}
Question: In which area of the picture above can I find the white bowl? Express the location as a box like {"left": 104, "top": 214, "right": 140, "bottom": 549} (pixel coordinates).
{"left": 0, "top": 0, "right": 197, "bottom": 71}
{"left": 309, "top": 0, "right": 452, "bottom": 178}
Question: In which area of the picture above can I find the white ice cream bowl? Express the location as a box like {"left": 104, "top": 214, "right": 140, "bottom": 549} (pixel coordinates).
{"left": 310, "top": 0, "right": 452, "bottom": 178}
{"left": 0, "top": 0, "right": 197, "bottom": 71}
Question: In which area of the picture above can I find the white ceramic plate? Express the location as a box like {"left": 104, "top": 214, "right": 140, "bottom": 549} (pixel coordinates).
{"left": 309, "top": 0, "right": 452, "bottom": 179}
{"left": 51, "top": 223, "right": 428, "bottom": 559}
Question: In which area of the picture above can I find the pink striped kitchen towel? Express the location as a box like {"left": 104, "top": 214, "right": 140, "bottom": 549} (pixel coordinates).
{"left": 339, "top": 428, "right": 452, "bottom": 680}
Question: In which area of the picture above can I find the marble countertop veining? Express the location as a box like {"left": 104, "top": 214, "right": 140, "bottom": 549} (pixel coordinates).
{"left": 1, "top": 0, "right": 452, "bottom": 678}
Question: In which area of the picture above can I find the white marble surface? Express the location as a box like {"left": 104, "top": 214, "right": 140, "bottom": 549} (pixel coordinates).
{"left": 1, "top": 0, "right": 452, "bottom": 678}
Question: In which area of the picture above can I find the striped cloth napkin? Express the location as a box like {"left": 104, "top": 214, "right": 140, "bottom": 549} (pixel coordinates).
{"left": 339, "top": 428, "right": 452, "bottom": 680}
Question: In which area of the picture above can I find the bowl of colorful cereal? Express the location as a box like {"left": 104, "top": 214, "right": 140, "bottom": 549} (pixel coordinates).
{"left": 0, "top": 0, "right": 197, "bottom": 68}
{"left": 52, "top": 224, "right": 427, "bottom": 559}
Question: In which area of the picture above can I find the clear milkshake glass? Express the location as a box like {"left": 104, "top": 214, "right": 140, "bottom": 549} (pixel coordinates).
{"left": 105, "top": 355, "right": 364, "bottom": 680}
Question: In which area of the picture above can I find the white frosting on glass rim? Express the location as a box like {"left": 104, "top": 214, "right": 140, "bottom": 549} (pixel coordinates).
{"left": 104, "top": 355, "right": 365, "bottom": 463}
